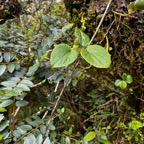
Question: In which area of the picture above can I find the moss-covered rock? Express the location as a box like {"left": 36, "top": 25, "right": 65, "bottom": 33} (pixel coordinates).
{"left": 64, "top": 0, "right": 144, "bottom": 113}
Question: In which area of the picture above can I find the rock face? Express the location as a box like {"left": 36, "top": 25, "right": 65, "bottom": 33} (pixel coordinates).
{"left": 0, "top": 0, "right": 22, "bottom": 24}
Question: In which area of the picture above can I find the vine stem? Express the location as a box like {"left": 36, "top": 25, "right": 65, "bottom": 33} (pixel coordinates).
{"left": 87, "top": 0, "right": 113, "bottom": 47}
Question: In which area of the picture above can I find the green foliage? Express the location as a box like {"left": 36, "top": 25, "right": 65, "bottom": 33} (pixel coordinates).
{"left": 134, "top": 0, "right": 144, "bottom": 9}
{"left": 74, "top": 27, "right": 90, "bottom": 47}
{"left": 50, "top": 44, "right": 78, "bottom": 68}
{"left": 0, "top": 1, "right": 76, "bottom": 143}
{"left": 50, "top": 28, "right": 111, "bottom": 68}
{"left": 117, "top": 115, "right": 144, "bottom": 142}
{"left": 84, "top": 131, "right": 96, "bottom": 142}
{"left": 128, "top": 119, "right": 143, "bottom": 130}
{"left": 115, "top": 73, "right": 133, "bottom": 89}
{"left": 0, "top": 1, "right": 143, "bottom": 144}
{"left": 81, "top": 45, "right": 111, "bottom": 68}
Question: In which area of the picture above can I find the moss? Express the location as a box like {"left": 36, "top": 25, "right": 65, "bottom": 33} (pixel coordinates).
{"left": 0, "top": 0, "right": 21, "bottom": 24}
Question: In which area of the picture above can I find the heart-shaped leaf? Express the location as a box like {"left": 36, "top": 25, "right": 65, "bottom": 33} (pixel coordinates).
{"left": 134, "top": 0, "right": 144, "bottom": 10}
{"left": 81, "top": 45, "right": 111, "bottom": 68}
{"left": 50, "top": 44, "right": 78, "bottom": 68}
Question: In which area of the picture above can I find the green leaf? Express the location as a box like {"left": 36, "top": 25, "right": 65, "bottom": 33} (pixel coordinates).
{"left": 28, "top": 119, "right": 43, "bottom": 127}
{"left": 16, "top": 100, "right": 29, "bottom": 107}
{"left": 21, "top": 80, "right": 34, "bottom": 87}
{"left": 120, "top": 81, "right": 127, "bottom": 89}
{"left": 128, "top": 120, "right": 143, "bottom": 130}
{"left": 24, "top": 137, "right": 29, "bottom": 144}
{"left": 4, "top": 52, "right": 11, "bottom": 62}
{"left": 84, "top": 131, "right": 96, "bottom": 142}
{"left": 0, "top": 120, "right": 9, "bottom": 131}
{"left": 0, "top": 100, "right": 13, "bottom": 107}
{"left": 0, "top": 114, "right": 4, "bottom": 122}
{"left": 7, "top": 88, "right": 22, "bottom": 96}
{"left": 13, "top": 130, "right": 21, "bottom": 138}
{"left": 1, "top": 81, "right": 17, "bottom": 87}
{"left": 40, "top": 52, "right": 48, "bottom": 61}
{"left": 75, "top": 27, "right": 90, "bottom": 47}
{"left": 50, "top": 44, "right": 78, "bottom": 68}
{"left": 134, "top": 0, "right": 144, "bottom": 10}
{"left": 37, "top": 134, "right": 43, "bottom": 144}
{"left": 62, "top": 23, "right": 74, "bottom": 32}
{"left": 72, "top": 78, "right": 78, "bottom": 86}
{"left": 74, "top": 141, "right": 80, "bottom": 144}
{"left": 115, "top": 79, "right": 121, "bottom": 87}
{"left": 18, "top": 125, "right": 32, "bottom": 131}
{"left": 27, "top": 63, "right": 40, "bottom": 76}
{"left": 61, "top": 108, "right": 65, "bottom": 113}
{"left": 100, "top": 134, "right": 111, "bottom": 144}
{"left": 65, "top": 137, "right": 71, "bottom": 144}
{"left": 127, "top": 2, "right": 137, "bottom": 12}
{"left": 0, "top": 134, "right": 3, "bottom": 140}
{"left": 40, "top": 125, "right": 46, "bottom": 134}
{"left": 10, "top": 77, "right": 20, "bottom": 83}
{"left": 48, "top": 123, "right": 55, "bottom": 131}
{"left": 17, "top": 127, "right": 27, "bottom": 135}
{"left": 0, "top": 40, "right": 7, "bottom": 46}
{"left": 27, "top": 134, "right": 36, "bottom": 144}
{"left": 0, "top": 65, "right": 6, "bottom": 76}
{"left": 17, "top": 84, "right": 30, "bottom": 91}
{"left": 43, "top": 137, "right": 51, "bottom": 144}
{"left": 126, "top": 75, "right": 133, "bottom": 84}
{"left": 0, "top": 107, "right": 7, "bottom": 112}
{"left": 7, "top": 64, "right": 15, "bottom": 73}
{"left": 82, "top": 139, "right": 89, "bottom": 144}
{"left": 121, "top": 73, "right": 127, "bottom": 80}
{"left": 81, "top": 45, "right": 111, "bottom": 68}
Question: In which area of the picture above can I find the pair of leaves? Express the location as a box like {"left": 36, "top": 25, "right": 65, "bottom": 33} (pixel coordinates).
{"left": 0, "top": 63, "right": 17, "bottom": 76}
{"left": 50, "top": 28, "right": 111, "bottom": 69}
{"left": 13, "top": 125, "right": 32, "bottom": 138}
{"left": 50, "top": 44, "right": 111, "bottom": 68}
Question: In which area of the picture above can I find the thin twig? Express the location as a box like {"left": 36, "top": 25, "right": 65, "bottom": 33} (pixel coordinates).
{"left": 87, "top": 0, "right": 113, "bottom": 47}
{"left": 42, "top": 82, "right": 60, "bottom": 119}
{"left": 13, "top": 107, "right": 20, "bottom": 117}
{"left": 42, "top": 59, "right": 80, "bottom": 141}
